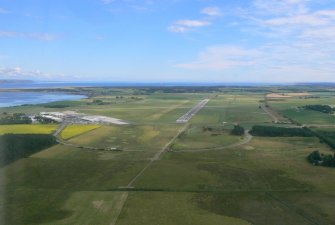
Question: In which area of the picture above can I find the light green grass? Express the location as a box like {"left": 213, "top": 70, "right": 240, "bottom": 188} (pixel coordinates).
{"left": 68, "top": 124, "right": 181, "bottom": 152}
{"left": 172, "top": 125, "right": 241, "bottom": 151}
{"left": 42, "top": 191, "right": 125, "bottom": 225}
{"left": 117, "top": 192, "right": 251, "bottom": 225}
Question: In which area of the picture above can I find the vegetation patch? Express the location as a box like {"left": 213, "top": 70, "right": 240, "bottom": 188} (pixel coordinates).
{"left": 250, "top": 125, "right": 314, "bottom": 137}
{"left": 4, "top": 188, "right": 72, "bottom": 225}
{"left": 0, "top": 134, "right": 56, "bottom": 167}
{"left": 42, "top": 100, "right": 83, "bottom": 108}
{"left": 194, "top": 192, "right": 311, "bottom": 225}
{"left": 202, "top": 126, "right": 226, "bottom": 136}
{"left": 307, "top": 151, "right": 335, "bottom": 167}
{"left": 302, "top": 105, "right": 334, "bottom": 114}
{"left": 61, "top": 124, "right": 101, "bottom": 140}
{"left": 0, "top": 112, "right": 32, "bottom": 125}
{"left": 172, "top": 125, "right": 240, "bottom": 150}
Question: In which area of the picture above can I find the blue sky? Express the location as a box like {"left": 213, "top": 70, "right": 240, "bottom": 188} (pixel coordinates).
{"left": 1, "top": 0, "right": 335, "bottom": 82}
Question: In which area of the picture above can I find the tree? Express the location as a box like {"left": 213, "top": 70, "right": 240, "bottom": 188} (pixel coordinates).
{"left": 231, "top": 125, "right": 245, "bottom": 136}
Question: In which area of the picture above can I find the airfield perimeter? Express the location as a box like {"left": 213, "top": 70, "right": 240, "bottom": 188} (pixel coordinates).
{"left": 1, "top": 85, "right": 335, "bottom": 225}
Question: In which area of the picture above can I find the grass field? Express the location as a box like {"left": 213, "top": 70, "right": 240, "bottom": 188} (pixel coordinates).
{"left": 1, "top": 87, "right": 335, "bottom": 225}
{"left": 0, "top": 124, "right": 58, "bottom": 134}
{"left": 172, "top": 125, "right": 241, "bottom": 151}
{"left": 67, "top": 124, "right": 182, "bottom": 152}
{"left": 60, "top": 124, "right": 101, "bottom": 139}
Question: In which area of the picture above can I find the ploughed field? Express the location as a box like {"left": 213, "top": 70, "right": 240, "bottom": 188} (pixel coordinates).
{"left": 1, "top": 87, "right": 335, "bottom": 225}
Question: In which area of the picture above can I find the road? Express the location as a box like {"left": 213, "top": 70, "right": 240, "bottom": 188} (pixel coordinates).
{"left": 260, "top": 104, "right": 279, "bottom": 123}
{"left": 176, "top": 99, "right": 210, "bottom": 123}
{"left": 53, "top": 122, "right": 69, "bottom": 137}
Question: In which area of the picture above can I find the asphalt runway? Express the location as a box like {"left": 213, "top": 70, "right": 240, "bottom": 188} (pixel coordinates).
{"left": 176, "top": 99, "right": 210, "bottom": 123}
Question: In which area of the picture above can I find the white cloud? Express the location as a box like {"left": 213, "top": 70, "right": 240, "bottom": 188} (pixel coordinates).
{"left": 301, "top": 27, "right": 335, "bottom": 40}
{"left": 175, "top": 20, "right": 211, "bottom": 27}
{"left": 0, "top": 31, "right": 59, "bottom": 41}
{"left": 246, "top": 1, "right": 335, "bottom": 36}
{"left": 0, "top": 67, "right": 55, "bottom": 79}
{"left": 259, "top": 9, "right": 335, "bottom": 29}
{"left": 168, "top": 26, "right": 189, "bottom": 33}
{"left": 201, "top": 7, "right": 222, "bottom": 17}
{"left": 252, "top": 0, "right": 309, "bottom": 15}
{"left": 176, "top": 46, "right": 260, "bottom": 70}
{"left": 176, "top": 39, "right": 335, "bottom": 81}
{"left": 168, "top": 20, "right": 211, "bottom": 33}
{"left": 170, "top": 1, "right": 335, "bottom": 81}
{"left": 168, "top": 6, "right": 223, "bottom": 33}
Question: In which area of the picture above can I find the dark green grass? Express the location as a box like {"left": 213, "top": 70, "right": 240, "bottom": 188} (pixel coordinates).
{"left": 0, "top": 156, "right": 147, "bottom": 225}
{"left": 2, "top": 188, "right": 72, "bottom": 225}
{"left": 194, "top": 192, "right": 313, "bottom": 225}
{"left": 0, "top": 134, "right": 56, "bottom": 167}
{"left": 282, "top": 108, "right": 335, "bottom": 125}
{"left": 3, "top": 157, "right": 146, "bottom": 190}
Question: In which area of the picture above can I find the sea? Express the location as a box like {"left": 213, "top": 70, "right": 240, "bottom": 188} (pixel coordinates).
{"left": 0, "top": 92, "right": 87, "bottom": 108}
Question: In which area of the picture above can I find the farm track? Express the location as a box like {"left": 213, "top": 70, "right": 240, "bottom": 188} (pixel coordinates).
{"left": 110, "top": 123, "right": 189, "bottom": 225}
{"left": 53, "top": 122, "right": 69, "bottom": 137}
{"left": 265, "top": 192, "right": 323, "bottom": 225}
{"left": 109, "top": 192, "right": 129, "bottom": 225}
{"left": 56, "top": 139, "right": 121, "bottom": 151}
{"left": 260, "top": 104, "right": 280, "bottom": 123}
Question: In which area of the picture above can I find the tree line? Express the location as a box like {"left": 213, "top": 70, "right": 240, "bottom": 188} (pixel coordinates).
{"left": 0, "top": 113, "right": 32, "bottom": 125}
{"left": 302, "top": 105, "right": 334, "bottom": 114}
{"left": 250, "top": 125, "right": 314, "bottom": 137}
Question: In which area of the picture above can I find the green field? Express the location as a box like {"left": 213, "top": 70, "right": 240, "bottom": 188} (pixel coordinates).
{"left": 1, "top": 86, "right": 335, "bottom": 225}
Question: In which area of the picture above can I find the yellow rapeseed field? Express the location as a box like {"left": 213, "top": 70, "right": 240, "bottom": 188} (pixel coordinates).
{"left": 61, "top": 124, "right": 101, "bottom": 139}
{"left": 0, "top": 124, "right": 58, "bottom": 134}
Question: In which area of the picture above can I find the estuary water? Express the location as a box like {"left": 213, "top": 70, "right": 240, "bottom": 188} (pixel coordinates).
{"left": 0, "top": 92, "right": 86, "bottom": 108}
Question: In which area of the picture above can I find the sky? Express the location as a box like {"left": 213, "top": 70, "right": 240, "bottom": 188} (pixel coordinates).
{"left": 1, "top": 0, "right": 335, "bottom": 83}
